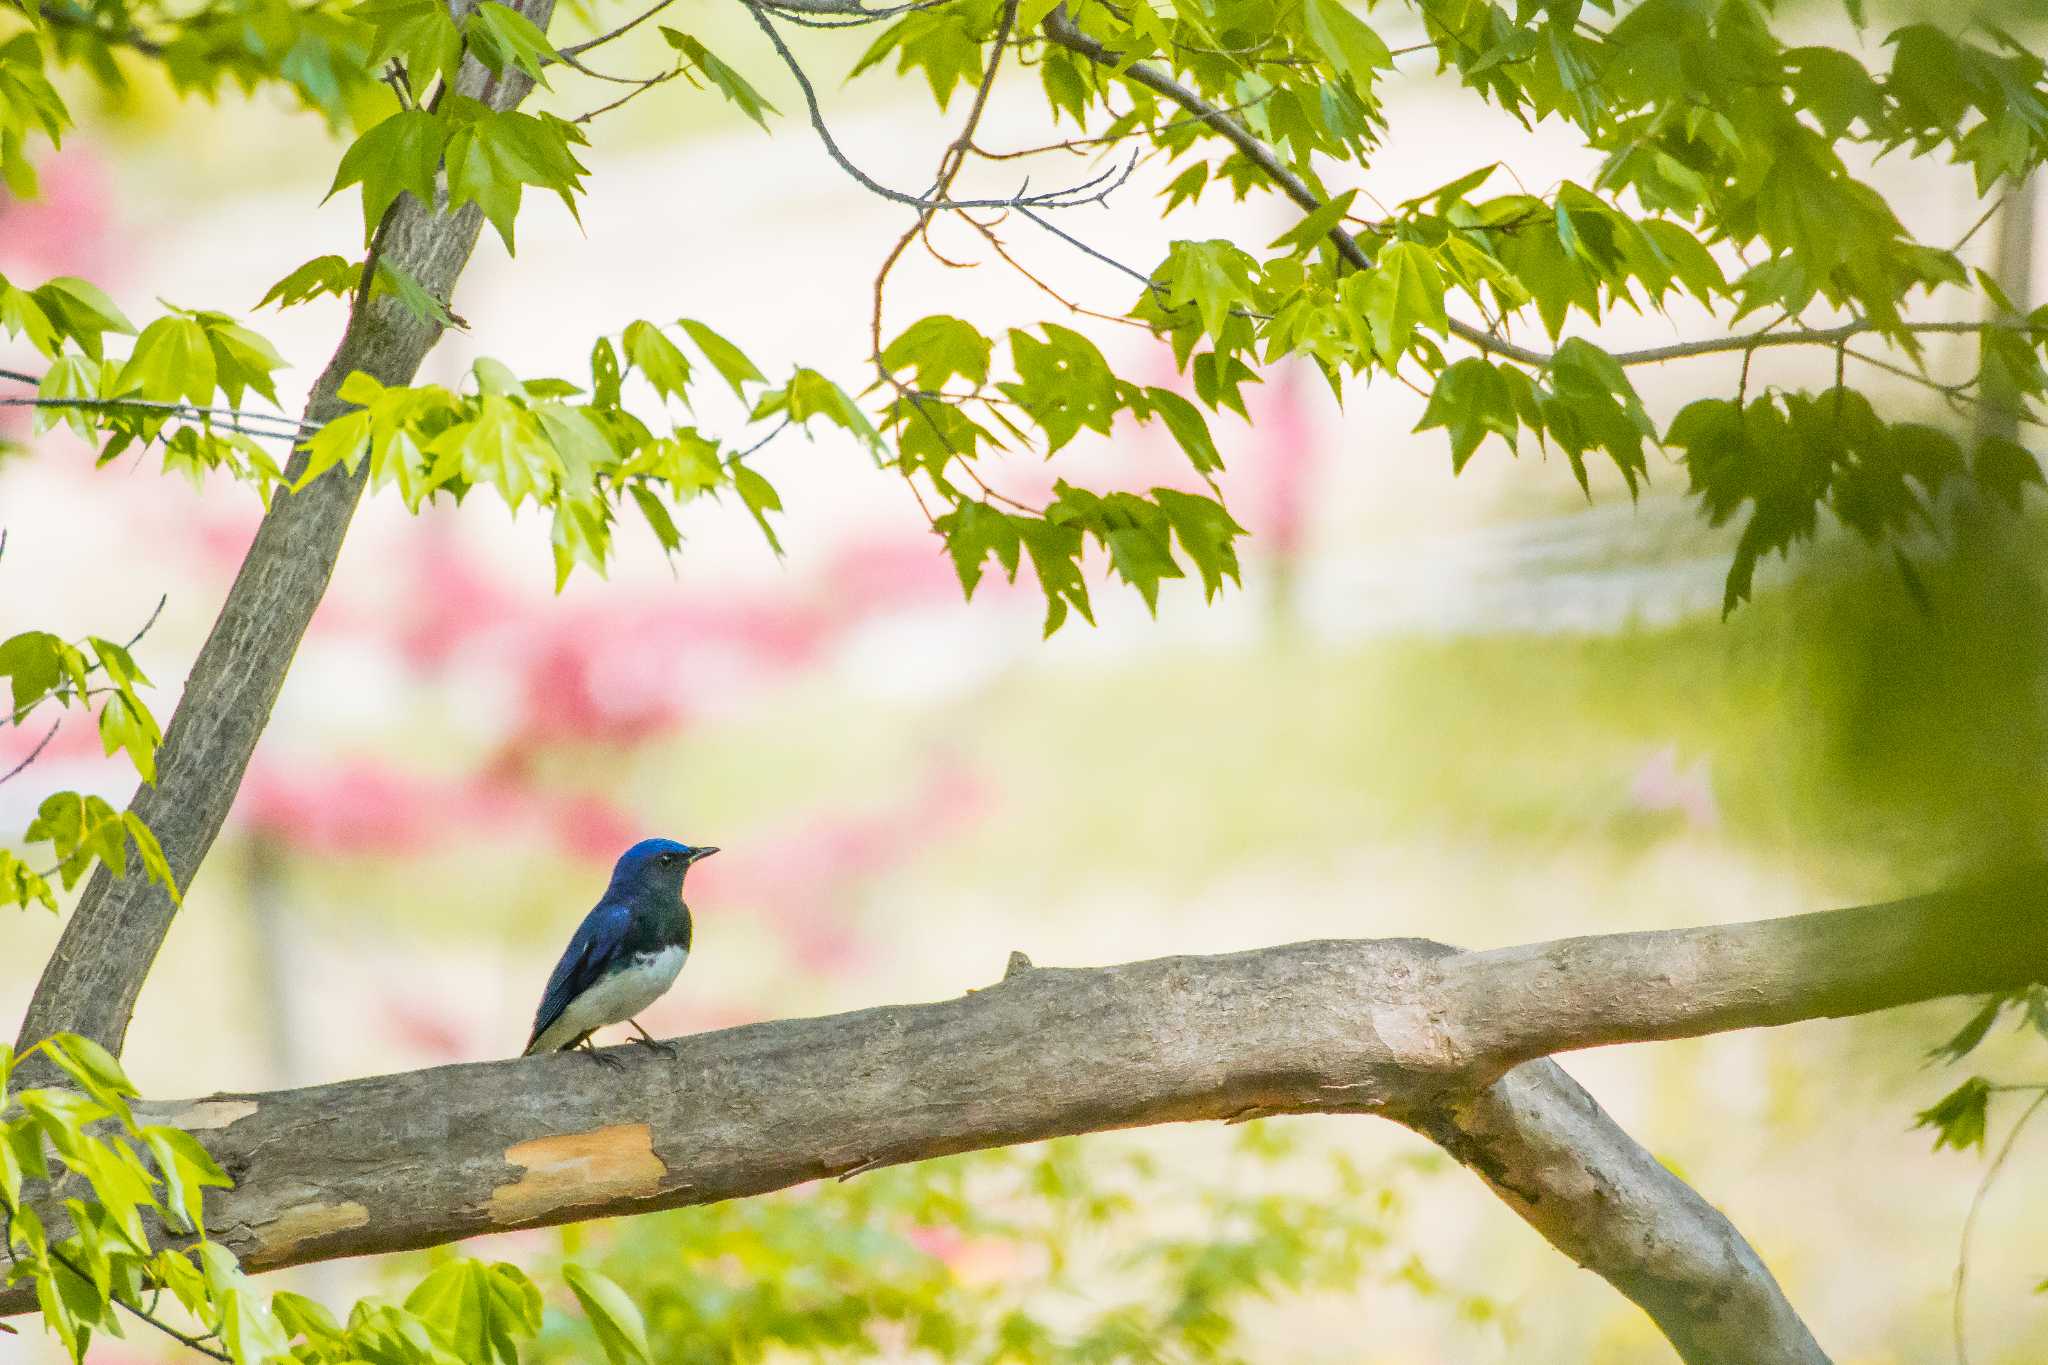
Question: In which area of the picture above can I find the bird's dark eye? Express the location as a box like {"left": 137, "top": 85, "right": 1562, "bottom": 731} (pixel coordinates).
{"left": 659, "top": 852, "right": 676, "bottom": 865}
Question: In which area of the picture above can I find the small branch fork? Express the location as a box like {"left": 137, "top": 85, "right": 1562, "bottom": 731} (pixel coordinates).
{"left": 865, "top": 0, "right": 1032, "bottom": 510}
{"left": 749, "top": 1, "right": 1135, "bottom": 217}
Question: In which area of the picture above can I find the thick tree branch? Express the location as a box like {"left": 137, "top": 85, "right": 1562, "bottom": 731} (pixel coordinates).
{"left": 11, "top": 0, "right": 559, "bottom": 1072}
{"left": 1436, "top": 865, "right": 2048, "bottom": 1065}
{"left": 9, "top": 877, "right": 2045, "bottom": 1355}
{"left": 1411, "top": 1059, "right": 1828, "bottom": 1365}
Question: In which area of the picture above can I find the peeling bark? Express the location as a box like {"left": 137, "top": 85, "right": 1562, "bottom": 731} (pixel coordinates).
{"left": 11, "top": 872, "right": 2047, "bottom": 1356}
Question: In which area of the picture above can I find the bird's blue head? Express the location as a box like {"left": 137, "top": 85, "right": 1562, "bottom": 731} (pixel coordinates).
{"left": 607, "top": 837, "right": 718, "bottom": 903}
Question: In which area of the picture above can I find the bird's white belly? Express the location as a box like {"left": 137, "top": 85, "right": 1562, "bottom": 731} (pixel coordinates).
{"left": 540, "top": 946, "right": 687, "bottom": 1050}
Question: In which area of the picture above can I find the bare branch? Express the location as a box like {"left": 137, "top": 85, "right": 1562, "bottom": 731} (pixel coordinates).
{"left": 556, "top": 0, "right": 677, "bottom": 57}
{"left": 752, "top": 0, "right": 950, "bottom": 22}
{"left": 1953, "top": 1089, "right": 2048, "bottom": 1365}
{"left": 971, "top": 91, "right": 1275, "bottom": 160}
{"left": 962, "top": 214, "right": 1151, "bottom": 328}
{"left": 749, "top": 4, "right": 1136, "bottom": 215}
{"left": 573, "top": 65, "right": 684, "bottom": 122}
{"left": 872, "top": 0, "right": 1019, "bottom": 384}
{"left": 751, "top": 0, "right": 951, "bottom": 27}
{"left": 754, "top": 0, "right": 944, "bottom": 13}
{"left": 0, "top": 722, "right": 60, "bottom": 785}
{"left": 123, "top": 594, "right": 170, "bottom": 652}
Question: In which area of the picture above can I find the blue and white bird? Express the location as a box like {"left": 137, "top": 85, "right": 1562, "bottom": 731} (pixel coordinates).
{"left": 523, "top": 838, "right": 717, "bottom": 1062}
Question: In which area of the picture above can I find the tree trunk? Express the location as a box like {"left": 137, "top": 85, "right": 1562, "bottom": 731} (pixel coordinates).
{"left": 11, "top": 5, "right": 556, "bottom": 1071}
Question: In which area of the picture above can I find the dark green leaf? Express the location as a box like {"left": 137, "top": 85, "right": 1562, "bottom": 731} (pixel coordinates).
{"left": 1915, "top": 1076, "right": 1992, "bottom": 1152}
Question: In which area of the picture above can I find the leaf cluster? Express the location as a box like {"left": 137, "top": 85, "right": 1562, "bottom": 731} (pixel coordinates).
{"left": 0, "top": 626, "right": 177, "bottom": 912}
{"left": 527, "top": 1127, "right": 1494, "bottom": 1364}
{"left": 1, "top": 1037, "right": 654, "bottom": 1365}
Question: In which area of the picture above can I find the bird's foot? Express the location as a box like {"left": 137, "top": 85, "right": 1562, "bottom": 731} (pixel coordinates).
{"left": 627, "top": 1021, "right": 679, "bottom": 1058}
{"left": 578, "top": 1040, "right": 627, "bottom": 1071}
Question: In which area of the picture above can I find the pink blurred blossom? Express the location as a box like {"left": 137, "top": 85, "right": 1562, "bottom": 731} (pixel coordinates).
{"left": 0, "top": 713, "right": 111, "bottom": 769}
{"left": 1627, "top": 744, "right": 1719, "bottom": 830}
{"left": 238, "top": 760, "right": 447, "bottom": 854}
{"left": 905, "top": 1223, "right": 967, "bottom": 1262}
{"left": 383, "top": 996, "right": 474, "bottom": 1060}
{"left": 393, "top": 531, "right": 522, "bottom": 670}
{"left": 1243, "top": 365, "right": 1317, "bottom": 556}
{"left": 0, "top": 149, "right": 115, "bottom": 282}
{"left": 691, "top": 758, "right": 987, "bottom": 974}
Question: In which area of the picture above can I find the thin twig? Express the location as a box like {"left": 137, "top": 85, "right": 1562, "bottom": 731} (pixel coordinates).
{"left": 1953, "top": 1089, "right": 2048, "bottom": 1365}
{"left": 0, "top": 399, "right": 307, "bottom": 444}
{"left": 872, "top": 0, "right": 1021, "bottom": 360}
{"left": 552, "top": 48, "right": 662, "bottom": 84}
{"left": 0, "top": 721, "right": 60, "bottom": 784}
{"left": 9, "top": 686, "right": 114, "bottom": 729}
{"left": 556, "top": 0, "right": 678, "bottom": 57}
{"left": 1041, "top": 9, "right": 1550, "bottom": 364}
{"left": 868, "top": 0, "right": 1035, "bottom": 510}
{"left": 1953, "top": 196, "right": 2008, "bottom": 256}
{"left": 754, "top": 0, "right": 950, "bottom": 27}
{"left": 350, "top": 204, "right": 398, "bottom": 326}
{"left": 32, "top": 3, "right": 163, "bottom": 56}
{"left": 1012, "top": 204, "right": 1157, "bottom": 292}
{"left": 573, "top": 66, "right": 684, "bottom": 122}
{"left": 0, "top": 1194, "right": 230, "bottom": 1362}
{"left": 963, "top": 216, "right": 1150, "bottom": 328}
{"left": 749, "top": 4, "right": 1134, "bottom": 216}
{"left": 971, "top": 92, "right": 1275, "bottom": 161}
{"left": 1840, "top": 347, "right": 2044, "bottom": 432}
{"left": 730, "top": 417, "right": 793, "bottom": 462}
{"left": 125, "top": 594, "right": 169, "bottom": 651}
{"left": 0, "top": 371, "right": 310, "bottom": 438}
{"left": 57, "top": 1250, "right": 231, "bottom": 1362}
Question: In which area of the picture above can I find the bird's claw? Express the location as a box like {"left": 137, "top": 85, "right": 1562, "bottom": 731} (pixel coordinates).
{"left": 583, "top": 1046, "right": 627, "bottom": 1071}
{"left": 627, "top": 1021, "right": 679, "bottom": 1058}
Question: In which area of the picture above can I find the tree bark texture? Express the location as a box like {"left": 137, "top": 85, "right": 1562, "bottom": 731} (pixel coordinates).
{"left": 12, "top": 3, "right": 557, "bottom": 1067}
{"left": 13, "top": 871, "right": 2047, "bottom": 1356}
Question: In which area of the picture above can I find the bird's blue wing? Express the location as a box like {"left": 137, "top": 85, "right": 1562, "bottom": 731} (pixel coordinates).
{"left": 526, "top": 899, "right": 632, "bottom": 1052}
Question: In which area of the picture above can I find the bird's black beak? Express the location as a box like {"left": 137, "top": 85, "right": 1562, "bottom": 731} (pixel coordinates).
{"left": 689, "top": 846, "right": 719, "bottom": 863}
